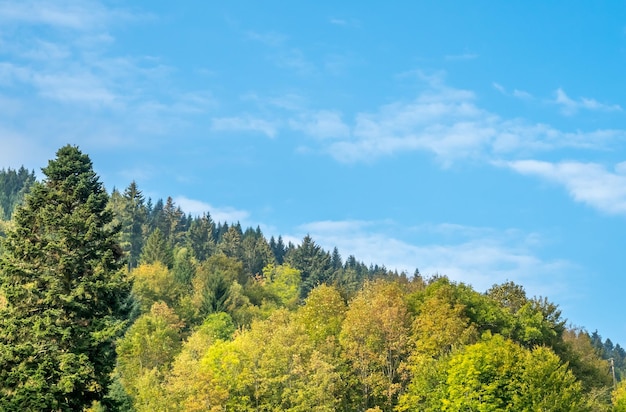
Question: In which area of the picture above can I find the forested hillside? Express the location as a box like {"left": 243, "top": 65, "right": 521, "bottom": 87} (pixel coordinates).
{"left": 0, "top": 166, "right": 35, "bottom": 220}
{"left": 1, "top": 147, "right": 626, "bottom": 411}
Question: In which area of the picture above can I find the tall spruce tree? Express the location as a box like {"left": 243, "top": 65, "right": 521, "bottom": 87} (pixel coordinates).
{"left": 0, "top": 145, "right": 132, "bottom": 410}
{"left": 122, "top": 181, "right": 147, "bottom": 270}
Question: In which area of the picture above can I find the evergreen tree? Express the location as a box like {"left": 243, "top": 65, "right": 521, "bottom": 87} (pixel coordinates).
{"left": 217, "top": 225, "right": 243, "bottom": 261}
{"left": 285, "top": 235, "right": 332, "bottom": 298}
{"left": 140, "top": 228, "right": 174, "bottom": 268}
{"left": 185, "top": 213, "right": 215, "bottom": 262}
{"left": 0, "top": 145, "right": 132, "bottom": 410}
{"left": 331, "top": 247, "right": 343, "bottom": 270}
{"left": 163, "top": 196, "right": 185, "bottom": 247}
{"left": 270, "top": 235, "right": 287, "bottom": 264}
{"left": 241, "top": 227, "right": 275, "bottom": 277}
{"left": 0, "top": 166, "right": 36, "bottom": 220}
{"left": 122, "top": 181, "right": 147, "bottom": 270}
{"left": 148, "top": 198, "right": 165, "bottom": 234}
{"left": 173, "top": 247, "right": 196, "bottom": 294}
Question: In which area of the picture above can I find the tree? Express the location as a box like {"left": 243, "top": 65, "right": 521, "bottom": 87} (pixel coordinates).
{"left": 165, "top": 312, "right": 236, "bottom": 411}
{"left": 116, "top": 302, "right": 184, "bottom": 403}
{"left": 613, "top": 380, "right": 626, "bottom": 411}
{"left": 162, "top": 197, "right": 185, "bottom": 247}
{"left": 0, "top": 166, "right": 36, "bottom": 220}
{"left": 441, "top": 334, "right": 585, "bottom": 411}
{"left": 191, "top": 255, "right": 245, "bottom": 322}
{"left": 241, "top": 228, "right": 275, "bottom": 277}
{"left": 198, "top": 309, "right": 341, "bottom": 411}
{"left": 132, "top": 262, "right": 183, "bottom": 313}
{"left": 217, "top": 225, "right": 243, "bottom": 261}
{"left": 0, "top": 145, "right": 132, "bottom": 410}
{"left": 141, "top": 228, "right": 174, "bottom": 268}
{"left": 297, "top": 284, "right": 346, "bottom": 351}
{"left": 172, "top": 246, "right": 197, "bottom": 294}
{"left": 410, "top": 287, "right": 476, "bottom": 358}
{"left": 340, "top": 280, "right": 411, "bottom": 411}
{"left": 486, "top": 281, "right": 528, "bottom": 313}
{"left": 262, "top": 263, "right": 301, "bottom": 309}
{"left": 122, "top": 181, "right": 147, "bottom": 270}
{"left": 269, "top": 235, "right": 287, "bottom": 264}
{"left": 185, "top": 213, "right": 215, "bottom": 262}
{"left": 285, "top": 235, "right": 333, "bottom": 299}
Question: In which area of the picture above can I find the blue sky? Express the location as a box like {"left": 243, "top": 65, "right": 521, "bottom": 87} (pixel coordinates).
{"left": 2, "top": 1, "right": 626, "bottom": 343}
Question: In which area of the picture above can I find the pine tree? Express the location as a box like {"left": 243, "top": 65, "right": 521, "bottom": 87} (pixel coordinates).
{"left": 0, "top": 145, "right": 132, "bottom": 410}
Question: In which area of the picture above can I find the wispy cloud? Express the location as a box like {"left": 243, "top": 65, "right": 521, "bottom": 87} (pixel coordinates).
{"left": 174, "top": 196, "right": 250, "bottom": 224}
{"left": 0, "top": 0, "right": 217, "bottom": 160}
{"left": 211, "top": 116, "right": 279, "bottom": 138}
{"left": 444, "top": 52, "right": 478, "bottom": 61}
{"left": 289, "top": 110, "right": 350, "bottom": 139}
{"left": 328, "top": 17, "right": 360, "bottom": 28}
{"left": 245, "top": 29, "right": 315, "bottom": 75}
{"left": 294, "top": 219, "right": 573, "bottom": 297}
{"left": 554, "top": 88, "right": 622, "bottom": 116}
{"left": 322, "top": 83, "right": 623, "bottom": 164}
{"left": 493, "top": 82, "right": 506, "bottom": 94}
{"left": 209, "top": 77, "right": 625, "bottom": 167}
{"left": 274, "top": 48, "right": 316, "bottom": 75}
{"left": 329, "top": 18, "right": 348, "bottom": 26}
{"left": 0, "top": 0, "right": 143, "bottom": 31}
{"left": 512, "top": 89, "right": 533, "bottom": 99}
{"left": 505, "top": 160, "right": 626, "bottom": 215}
{"left": 493, "top": 82, "right": 533, "bottom": 100}
{"left": 246, "top": 30, "right": 286, "bottom": 47}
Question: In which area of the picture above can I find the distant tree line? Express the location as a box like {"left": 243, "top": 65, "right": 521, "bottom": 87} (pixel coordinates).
{"left": 0, "top": 166, "right": 35, "bottom": 220}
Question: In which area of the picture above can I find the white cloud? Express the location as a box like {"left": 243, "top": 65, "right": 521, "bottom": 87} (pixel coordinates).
{"left": 512, "top": 89, "right": 533, "bottom": 99}
{"left": 33, "top": 71, "right": 117, "bottom": 105}
{"left": 274, "top": 48, "right": 316, "bottom": 75}
{"left": 320, "top": 81, "right": 626, "bottom": 164}
{"left": 328, "top": 17, "right": 360, "bottom": 28}
{"left": 0, "top": 0, "right": 141, "bottom": 31}
{"left": 19, "top": 39, "right": 71, "bottom": 61}
{"left": 493, "top": 82, "right": 506, "bottom": 94}
{"left": 293, "top": 219, "right": 573, "bottom": 297}
{"left": 215, "top": 78, "right": 625, "bottom": 166}
{"left": 246, "top": 30, "right": 286, "bottom": 47}
{"left": 174, "top": 196, "right": 250, "bottom": 224}
{"left": 329, "top": 18, "right": 348, "bottom": 26}
{"left": 505, "top": 160, "right": 626, "bottom": 215}
{"left": 211, "top": 116, "right": 279, "bottom": 138}
{"left": 492, "top": 82, "right": 532, "bottom": 100}
{"left": 554, "top": 88, "right": 622, "bottom": 116}
{"left": 245, "top": 29, "right": 315, "bottom": 75}
{"left": 0, "top": 1, "right": 219, "bottom": 156}
{"left": 289, "top": 110, "right": 350, "bottom": 139}
{"left": 444, "top": 52, "right": 478, "bottom": 61}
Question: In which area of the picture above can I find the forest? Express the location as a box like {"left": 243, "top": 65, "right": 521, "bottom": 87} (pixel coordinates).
{"left": 1, "top": 145, "right": 626, "bottom": 411}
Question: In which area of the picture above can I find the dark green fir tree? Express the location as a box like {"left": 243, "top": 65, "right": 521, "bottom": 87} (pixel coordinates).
{"left": 0, "top": 145, "right": 132, "bottom": 410}
{"left": 140, "top": 228, "right": 174, "bottom": 268}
